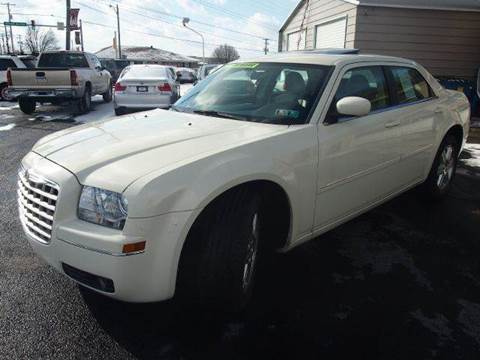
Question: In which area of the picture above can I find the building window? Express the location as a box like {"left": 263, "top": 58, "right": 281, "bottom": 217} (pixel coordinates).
{"left": 286, "top": 30, "right": 306, "bottom": 51}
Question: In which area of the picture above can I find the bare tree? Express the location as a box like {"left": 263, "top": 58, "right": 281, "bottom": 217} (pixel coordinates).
{"left": 211, "top": 44, "right": 239, "bottom": 64}
{"left": 24, "top": 28, "right": 60, "bottom": 55}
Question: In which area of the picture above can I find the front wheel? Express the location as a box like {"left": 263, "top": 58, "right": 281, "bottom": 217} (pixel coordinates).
{"left": 19, "top": 98, "right": 36, "bottom": 114}
{"left": 102, "top": 82, "right": 112, "bottom": 103}
{"left": 176, "top": 187, "right": 262, "bottom": 310}
{"left": 423, "top": 134, "right": 459, "bottom": 199}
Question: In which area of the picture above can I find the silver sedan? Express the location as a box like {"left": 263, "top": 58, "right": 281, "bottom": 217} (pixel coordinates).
{"left": 113, "top": 64, "right": 180, "bottom": 116}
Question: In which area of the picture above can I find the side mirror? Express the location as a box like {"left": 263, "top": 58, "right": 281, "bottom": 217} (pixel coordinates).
{"left": 336, "top": 96, "right": 371, "bottom": 117}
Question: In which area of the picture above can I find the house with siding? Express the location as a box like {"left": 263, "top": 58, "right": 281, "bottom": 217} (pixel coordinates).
{"left": 278, "top": 0, "right": 480, "bottom": 80}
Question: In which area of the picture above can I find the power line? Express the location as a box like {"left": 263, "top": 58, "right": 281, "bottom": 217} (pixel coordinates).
{"left": 93, "top": 0, "right": 277, "bottom": 42}
{"left": 190, "top": 0, "right": 278, "bottom": 31}
{"left": 81, "top": 19, "right": 266, "bottom": 53}
{"left": 77, "top": 1, "right": 248, "bottom": 45}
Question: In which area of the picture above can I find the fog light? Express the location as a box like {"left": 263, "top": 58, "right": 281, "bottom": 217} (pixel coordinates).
{"left": 122, "top": 241, "right": 146, "bottom": 254}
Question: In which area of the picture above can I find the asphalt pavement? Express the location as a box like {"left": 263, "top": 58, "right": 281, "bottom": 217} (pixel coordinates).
{"left": 1, "top": 100, "right": 480, "bottom": 360}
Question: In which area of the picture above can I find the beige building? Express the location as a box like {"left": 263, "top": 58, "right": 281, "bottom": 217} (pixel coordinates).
{"left": 279, "top": 0, "right": 480, "bottom": 80}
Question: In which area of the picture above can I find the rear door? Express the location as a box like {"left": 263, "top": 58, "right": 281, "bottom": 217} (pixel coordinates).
{"left": 314, "top": 64, "right": 404, "bottom": 229}
{"left": 384, "top": 66, "right": 438, "bottom": 184}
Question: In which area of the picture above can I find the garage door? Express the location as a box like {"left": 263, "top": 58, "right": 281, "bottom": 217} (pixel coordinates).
{"left": 315, "top": 17, "right": 347, "bottom": 49}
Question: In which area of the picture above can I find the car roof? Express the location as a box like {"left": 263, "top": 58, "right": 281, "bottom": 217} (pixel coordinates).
{"left": 130, "top": 64, "right": 167, "bottom": 68}
{"left": 236, "top": 52, "right": 417, "bottom": 67}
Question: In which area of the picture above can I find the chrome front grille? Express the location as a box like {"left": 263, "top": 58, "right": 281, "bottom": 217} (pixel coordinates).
{"left": 17, "top": 168, "right": 59, "bottom": 244}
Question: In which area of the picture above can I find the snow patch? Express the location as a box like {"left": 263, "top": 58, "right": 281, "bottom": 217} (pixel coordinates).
{"left": 0, "top": 123, "right": 15, "bottom": 131}
{"left": 461, "top": 143, "right": 480, "bottom": 168}
{"left": 74, "top": 97, "right": 114, "bottom": 124}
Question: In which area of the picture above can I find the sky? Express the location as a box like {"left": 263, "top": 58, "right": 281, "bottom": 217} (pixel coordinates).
{"left": 0, "top": 0, "right": 298, "bottom": 59}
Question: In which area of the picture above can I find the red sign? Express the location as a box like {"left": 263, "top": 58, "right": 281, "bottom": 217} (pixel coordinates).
{"left": 69, "top": 8, "right": 79, "bottom": 30}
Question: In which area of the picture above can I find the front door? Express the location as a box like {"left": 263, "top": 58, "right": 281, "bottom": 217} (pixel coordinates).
{"left": 313, "top": 65, "right": 404, "bottom": 230}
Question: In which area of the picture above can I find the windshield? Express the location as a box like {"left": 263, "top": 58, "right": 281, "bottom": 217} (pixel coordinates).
{"left": 38, "top": 53, "right": 89, "bottom": 68}
{"left": 205, "top": 65, "right": 219, "bottom": 76}
{"left": 174, "top": 62, "right": 332, "bottom": 125}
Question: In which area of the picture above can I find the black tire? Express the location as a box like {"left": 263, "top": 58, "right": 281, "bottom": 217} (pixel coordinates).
{"left": 18, "top": 98, "right": 36, "bottom": 114}
{"left": 176, "top": 187, "right": 262, "bottom": 310}
{"left": 424, "top": 134, "right": 459, "bottom": 199}
{"left": 0, "top": 83, "right": 13, "bottom": 101}
{"left": 78, "top": 86, "right": 91, "bottom": 114}
{"left": 102, "top": 82, "right": 112, "bottom": 103}
{"left": 114, "top": 107, "right": 125, "bottom": 116}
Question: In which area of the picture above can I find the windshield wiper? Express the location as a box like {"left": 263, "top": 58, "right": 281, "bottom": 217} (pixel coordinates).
{"left": 192, "top": 110, "right": 248, "bottom": 121}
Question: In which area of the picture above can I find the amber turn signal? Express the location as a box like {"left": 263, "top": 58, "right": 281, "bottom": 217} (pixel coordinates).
{"left": 122, "top": 241, "right": 146, "bottom": 254}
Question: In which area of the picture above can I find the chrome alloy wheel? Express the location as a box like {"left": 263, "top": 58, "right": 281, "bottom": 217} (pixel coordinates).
{"left": 437, "top": 144, "right": 455, "bottom": 190}
{"left": 242, "top": 212, "right": 259, "bottom": 292}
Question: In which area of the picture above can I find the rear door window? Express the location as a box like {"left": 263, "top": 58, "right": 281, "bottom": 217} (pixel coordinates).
{"left": 388, "top": 67, "right": 433, "bottom": 104}
{"left": 0, "top": 58, "right": 17, "bottom": 70}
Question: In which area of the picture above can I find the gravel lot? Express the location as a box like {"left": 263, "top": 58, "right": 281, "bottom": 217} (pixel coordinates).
{"left": 1, "top": 98, "right": 480, "bottom": 359}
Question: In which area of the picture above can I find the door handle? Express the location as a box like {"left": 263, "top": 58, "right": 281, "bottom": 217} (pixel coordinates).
{"left": 385, "top": 121, "right": 400, "bottom": 128}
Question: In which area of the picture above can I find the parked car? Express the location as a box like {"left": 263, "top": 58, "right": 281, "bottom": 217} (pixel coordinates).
{"left": 8, "top": 51, "right": 112, "bottom": 114}
{"left": 176, "top": 67, "right": 197, "bottom": 83}
{"left": 18, "top": 53, "right": 470, "bottom": 309}
{"left": 99, "top": 58, "right": 130, "bottom": 84}
{"left": 197, "top": 63, "right": 222, "bottom": 81}
{"left": 0, "top": 55, "right": 28, "bottom": 100}
{"left": 113, "top": 64, "right": 180, "bottom": 115}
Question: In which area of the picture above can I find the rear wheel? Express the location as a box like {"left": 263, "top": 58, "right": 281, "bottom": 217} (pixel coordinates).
{"left": 19, "top": 98, "right": 36, "bottom": 114}
{"left": 176, "top": 187, "right": 262, "bottom": 310}
{"left": 78, "top": 86, "right": 91, "bottom": 114}
{"left": 424, "top": 134, "right": 459, "bottom": 199}
{"left": 102, "top": 82, "right": 112, "bottom": 103}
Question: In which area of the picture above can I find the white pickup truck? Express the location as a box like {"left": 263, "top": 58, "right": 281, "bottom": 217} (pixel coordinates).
{"left": 8, "top": 51, "right": 112, "bottom": 114}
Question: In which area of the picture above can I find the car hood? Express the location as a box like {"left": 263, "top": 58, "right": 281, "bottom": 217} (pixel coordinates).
{"left": 33, "top": 109, "right": 286, "bottom": 192}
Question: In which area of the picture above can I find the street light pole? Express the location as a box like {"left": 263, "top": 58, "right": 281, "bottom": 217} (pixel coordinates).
{"left": 182, "top": 17, "right": 204, "bottom": 65}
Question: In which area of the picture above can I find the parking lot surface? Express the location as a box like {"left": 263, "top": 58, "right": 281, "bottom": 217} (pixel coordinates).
{"left": 1, "top": 101, "right": 480, "bottom": 359}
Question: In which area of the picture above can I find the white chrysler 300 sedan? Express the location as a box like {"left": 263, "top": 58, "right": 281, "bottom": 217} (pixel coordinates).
{"left": 18, "top": 53, "right": 470, "bottom": 308}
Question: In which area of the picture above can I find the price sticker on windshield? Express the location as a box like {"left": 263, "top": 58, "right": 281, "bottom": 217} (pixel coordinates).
{"left": 275, "top": 109, "right": 300, "bottom": 119}
{"left": 226, "top": 63, "right": 259, "bottom": 69}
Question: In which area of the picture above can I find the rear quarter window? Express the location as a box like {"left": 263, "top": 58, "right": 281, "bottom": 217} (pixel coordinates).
{"left": 38, "top": 53, "right": 89, "bottom": 68}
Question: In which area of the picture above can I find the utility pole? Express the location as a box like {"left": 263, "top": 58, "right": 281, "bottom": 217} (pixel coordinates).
{"left": 65, "top": 0, "right": 71, "bottom": 50}
{"left": 0, "top": 34, "right": 5, "bottom": 54}
{"left": 2, "top": 2, "right": 15, "bottom": 53}
{"left": 3, "top": 23, "right": 9, "bottom": 53}
{"left": 263, "top": 38, "right": 269, "bottom": 55}
{"left": 110, "top": 4, "right": 121, "bottom": 58}
{"left": 16, "top": 33, "right": 22, "bottom": 53}
{"left": 79, "top": 19, "right": 84, "bottom": 51}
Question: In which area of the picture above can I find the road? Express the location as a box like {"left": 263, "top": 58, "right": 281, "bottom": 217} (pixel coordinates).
{"left": 1, "top": 98, "right": 480, "bottom": 359}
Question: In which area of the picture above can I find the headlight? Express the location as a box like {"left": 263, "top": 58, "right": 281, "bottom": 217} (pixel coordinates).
{"left": 78, "top": 186, "right": 128, "bottom": 230}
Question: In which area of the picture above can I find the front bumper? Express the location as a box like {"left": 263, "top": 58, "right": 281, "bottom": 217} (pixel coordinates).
{"left": 20, "top": 151, "right": 193, "bottom": 302}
